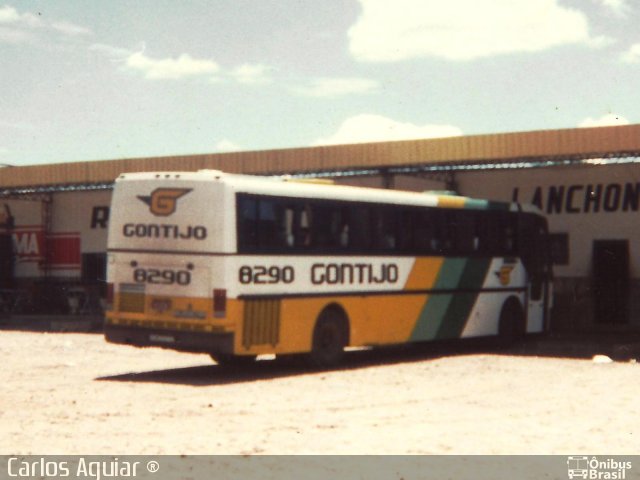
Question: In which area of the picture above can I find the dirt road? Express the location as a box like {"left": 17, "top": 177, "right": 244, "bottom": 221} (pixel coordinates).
{"left": 1, "top": 330, "right": 638, "bottom": 455}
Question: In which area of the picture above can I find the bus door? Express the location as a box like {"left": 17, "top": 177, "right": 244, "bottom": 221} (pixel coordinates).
{"left": 519, "top": 214, "right": 552, "bottom": 332}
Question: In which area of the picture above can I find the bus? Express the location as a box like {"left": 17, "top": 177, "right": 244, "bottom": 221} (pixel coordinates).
{"left": 104, "top": 170, "right": 552, "bottom": 367}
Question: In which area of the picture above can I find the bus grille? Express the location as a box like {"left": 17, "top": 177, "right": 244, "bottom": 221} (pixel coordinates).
{"left": 242, "top": 299, "right": 281, "bottom": 348}
{"left": 118, "top": 284, "right": 145, "bottom": 313}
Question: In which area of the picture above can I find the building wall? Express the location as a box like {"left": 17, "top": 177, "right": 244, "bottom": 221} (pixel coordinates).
{"left": 1, "top": 198, "right": 45, "bottom": 280}
{"left": 49, "top": 190, "right": 112, "bottom": 278}
{"left": 456, "top": 163, "right": 640, "bottom": 330}
{"left": 336, "top": 174, "right": 447, "bottom": 192}
{"left": 4, "top": 163, "right": 639, "bottom": 330}
{"left": 2, "top": 124, "right": 639, "bottom": 189}
{"left": 1, "top": 191, "right": 110, "bottom": 282}
{"left": 456, "top": 163, "right": 640, "bottom": 277}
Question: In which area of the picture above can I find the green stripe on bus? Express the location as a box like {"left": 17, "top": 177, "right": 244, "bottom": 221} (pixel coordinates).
{"left": 410, "top": 257, "right": 492, "bottom": 341}
{"left": 462, "top": 198, "right": 490, "bottom": 210}
{"left": 410, "top": 292, "right": 453, "bottom": 341}
{"left": 463, "top": 198, "right": 510, "bottom": 211}
{"left": 410, "top": 258, "right": 466, "bottom": 341}
{"left": 434, "top": 258, "right": 492, "bottom": 339}
{"left": 486, "top": 200, "right": 510, "bottom": 211}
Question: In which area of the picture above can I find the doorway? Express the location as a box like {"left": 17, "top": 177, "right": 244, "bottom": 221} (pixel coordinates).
{"left": 592, "top": 240, "right": 629, "bottom": 324}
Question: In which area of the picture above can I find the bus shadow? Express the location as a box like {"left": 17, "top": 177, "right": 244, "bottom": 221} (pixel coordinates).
{"left": 505, "top": 331, "right": 640, "bottom": 361}
{"left": 95, "top": 339, "right": 501, "bottom": 386}
{"left": 96, "top": 333, "right": 640, "bottom": 386}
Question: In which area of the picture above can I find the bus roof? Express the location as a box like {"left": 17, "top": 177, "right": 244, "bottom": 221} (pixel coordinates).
{"left": 115, "top": 170, "right": 532, "bottom": 213}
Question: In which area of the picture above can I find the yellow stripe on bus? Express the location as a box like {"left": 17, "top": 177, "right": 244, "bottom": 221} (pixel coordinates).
{"left": 437, "top": 196, "right": 466, "bottom": 208}
{"left": 352, "top": 294, "right": 429, "bottom": 346}
{"left": 403, "top": 257, "right": 444, "bottom": 291}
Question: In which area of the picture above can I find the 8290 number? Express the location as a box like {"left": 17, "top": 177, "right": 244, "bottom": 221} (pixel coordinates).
{"left": 133, "top": 268, "right": 191, "bottom": 285}
{"left": 238, "top": 265, "right": 295, "bottom": 285}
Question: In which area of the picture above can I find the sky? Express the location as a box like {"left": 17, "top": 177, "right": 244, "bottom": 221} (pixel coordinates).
{"left": 0, "top": 0, "right": 639, "bottom": 166}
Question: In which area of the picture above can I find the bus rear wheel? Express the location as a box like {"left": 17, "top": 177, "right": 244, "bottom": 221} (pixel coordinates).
{"left": 308, "top": 308, "right": 348, "bottom": 369}
{"left": 498, "top": 297, "right": 525, "bottom": 347}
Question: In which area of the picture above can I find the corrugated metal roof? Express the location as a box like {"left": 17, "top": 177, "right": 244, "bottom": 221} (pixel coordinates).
{"left": 1, "top": 124, "right": 640, "bottom": 191}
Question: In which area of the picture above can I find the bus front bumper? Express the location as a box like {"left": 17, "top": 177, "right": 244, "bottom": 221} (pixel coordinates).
{"left": 104, "top": 323, "right": 234, "bottom": 355}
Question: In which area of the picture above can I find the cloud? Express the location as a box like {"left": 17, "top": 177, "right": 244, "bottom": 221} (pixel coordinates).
{"left": 124, "top": 51, "right": 220, "bottom": 80}
{"left": 0, "top": 120, "right": 34, "bottom": 130}
{"left": 0, "top": 5, "right": 20, "bottom": 23}
{"left": 230, "top": 64, "right": 273, "bottom": 85}
{"left": 620, "top": 43, "right": 640, "bottom": 63}
{"left": 348, "top": 0, "right": 601, "bottom": 62}
{"left": 0, "top": 5, "right": 42, "bottom": 28}
{"left": 0, "top": 27, "right": 31, "bottom": 43}
{"left": 313, "top": 114, "right": 463, "bottom": 146}
{"left": 89, "top": 43, "right": 132, "bottom": 59}
{"left": 0, "top": 5, "right": 91, "bottom": 44}
{"left": 578, "top": 113, "right": 630, "bottom": 127}
{"left": 94, "top": 45, "right": 272, "bottom": 85}
{"left": 0, "top": 5, "right": 40, "bottom": 43}
{"left": 51, "top": 21, "right": 91, "bottom": 36}
{"left": 293, "top": 78, "right": 380, "bottom": 97}
{"left": 593, "top": 0, "right": 630, "bottom": 16}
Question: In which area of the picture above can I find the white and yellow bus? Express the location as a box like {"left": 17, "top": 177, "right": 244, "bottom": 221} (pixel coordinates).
{"left": 104, "top": 170, "right": 552, "bottom": 367}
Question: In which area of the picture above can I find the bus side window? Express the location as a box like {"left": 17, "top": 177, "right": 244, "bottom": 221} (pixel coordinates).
{"left": 503, "top": 215, "right": 517, "bottom": 254}
{"left": 414, "top": 210, "right": 435, "bottom": 254}
{"left": 475, "top": 212, "right": 494, "bottom": 255}
{"left": 347, "top": 205, "right": 371, "bottom": 251}
{"left": 237, "top": 195, "right": 258, "bottom": 251}
{"left": 284, "top": 206, "right": 295, "bottom": 247}
{"left": 338, "top": 207, "right": 350, "bottom": 248}
{"left": 398, "top": 209, "right": 415, "bottom": 252}
{"left": 257, "top": 199, "right": 278, "bottom": 249}
{"left": 296, "top": 204, "right": 313, "bottom": 248}
{"left": 482, "top": 212, "right": 516, "bottom": 256}
{"left": 311, "top": 204, "right": 347, "bottom": 250}
{"left": 372, "top": 207, "right": 397, "bottom": 251}
{"left": 433, "top": 211, "right": 451, "bottom": 254}
{"left": 255, "top": 199, "right": 294, "bottom": 250}
{"left": 452, "top": 211, "right": 476, "bottom": 254}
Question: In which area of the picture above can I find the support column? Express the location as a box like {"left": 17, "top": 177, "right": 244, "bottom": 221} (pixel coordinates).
{"left": 381, "top": 169, "right": 395, "bottom": 189}
{"left": 445, "top": 172, "right": 458, "bottom": 193}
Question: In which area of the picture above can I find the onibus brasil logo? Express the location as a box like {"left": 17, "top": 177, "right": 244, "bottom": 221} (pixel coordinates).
{"left": 567, "top": 456, "right": 632, "bottom": 479}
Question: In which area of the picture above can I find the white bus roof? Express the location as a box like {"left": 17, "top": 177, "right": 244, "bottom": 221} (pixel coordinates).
{"left": 115, "top": 170, "right": 531, "bottom": 213}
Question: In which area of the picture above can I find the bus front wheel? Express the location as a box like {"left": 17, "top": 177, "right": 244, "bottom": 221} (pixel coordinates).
{"left": 308, "top": 308, "right": 348, "bottom": 369}
{"left": 498, "top": 297, "right": 525, "bottom": 347}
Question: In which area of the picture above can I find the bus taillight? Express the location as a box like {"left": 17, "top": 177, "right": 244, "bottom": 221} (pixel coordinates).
{"left": 213, "top": 289, "right": 226, "bottom": 318}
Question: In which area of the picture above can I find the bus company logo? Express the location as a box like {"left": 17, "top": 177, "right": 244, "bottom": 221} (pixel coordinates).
{"left": 495, "top": 265, "right": 515, "bottom": 286}
{"left": 567, "top": 456, "right": 632, "bottom": 479}
{"left": 137, "top": 188, "right": 192, "bottom": 216}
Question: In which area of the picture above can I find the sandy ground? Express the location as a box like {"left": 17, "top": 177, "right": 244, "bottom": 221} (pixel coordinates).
{"left": 1, "top": 330, "right": 638, "bottom": 455}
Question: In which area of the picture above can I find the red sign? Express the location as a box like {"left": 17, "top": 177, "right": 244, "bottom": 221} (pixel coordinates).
{"left": 12, "top": 228, "right": 44, "bottom": 261}
{"left": 12, "top": 228, "right": 80, "bottom": 270}
{"left": 47, "top": 233, "right": 81, "bottom": 269}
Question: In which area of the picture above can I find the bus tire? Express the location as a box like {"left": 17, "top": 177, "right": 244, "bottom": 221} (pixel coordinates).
{"left": 308, "top": 307, "right": 348, "bottom": 369}
{"left": 498, "top": 297, "right": 525, "bottom": 347}
{"left": 210, "top": 353, "right": 257, "bottom": 369}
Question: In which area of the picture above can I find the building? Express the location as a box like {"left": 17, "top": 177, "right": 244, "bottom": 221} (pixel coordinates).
{"left": 1, "top": 123, "right": 639, "bottom": 330}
